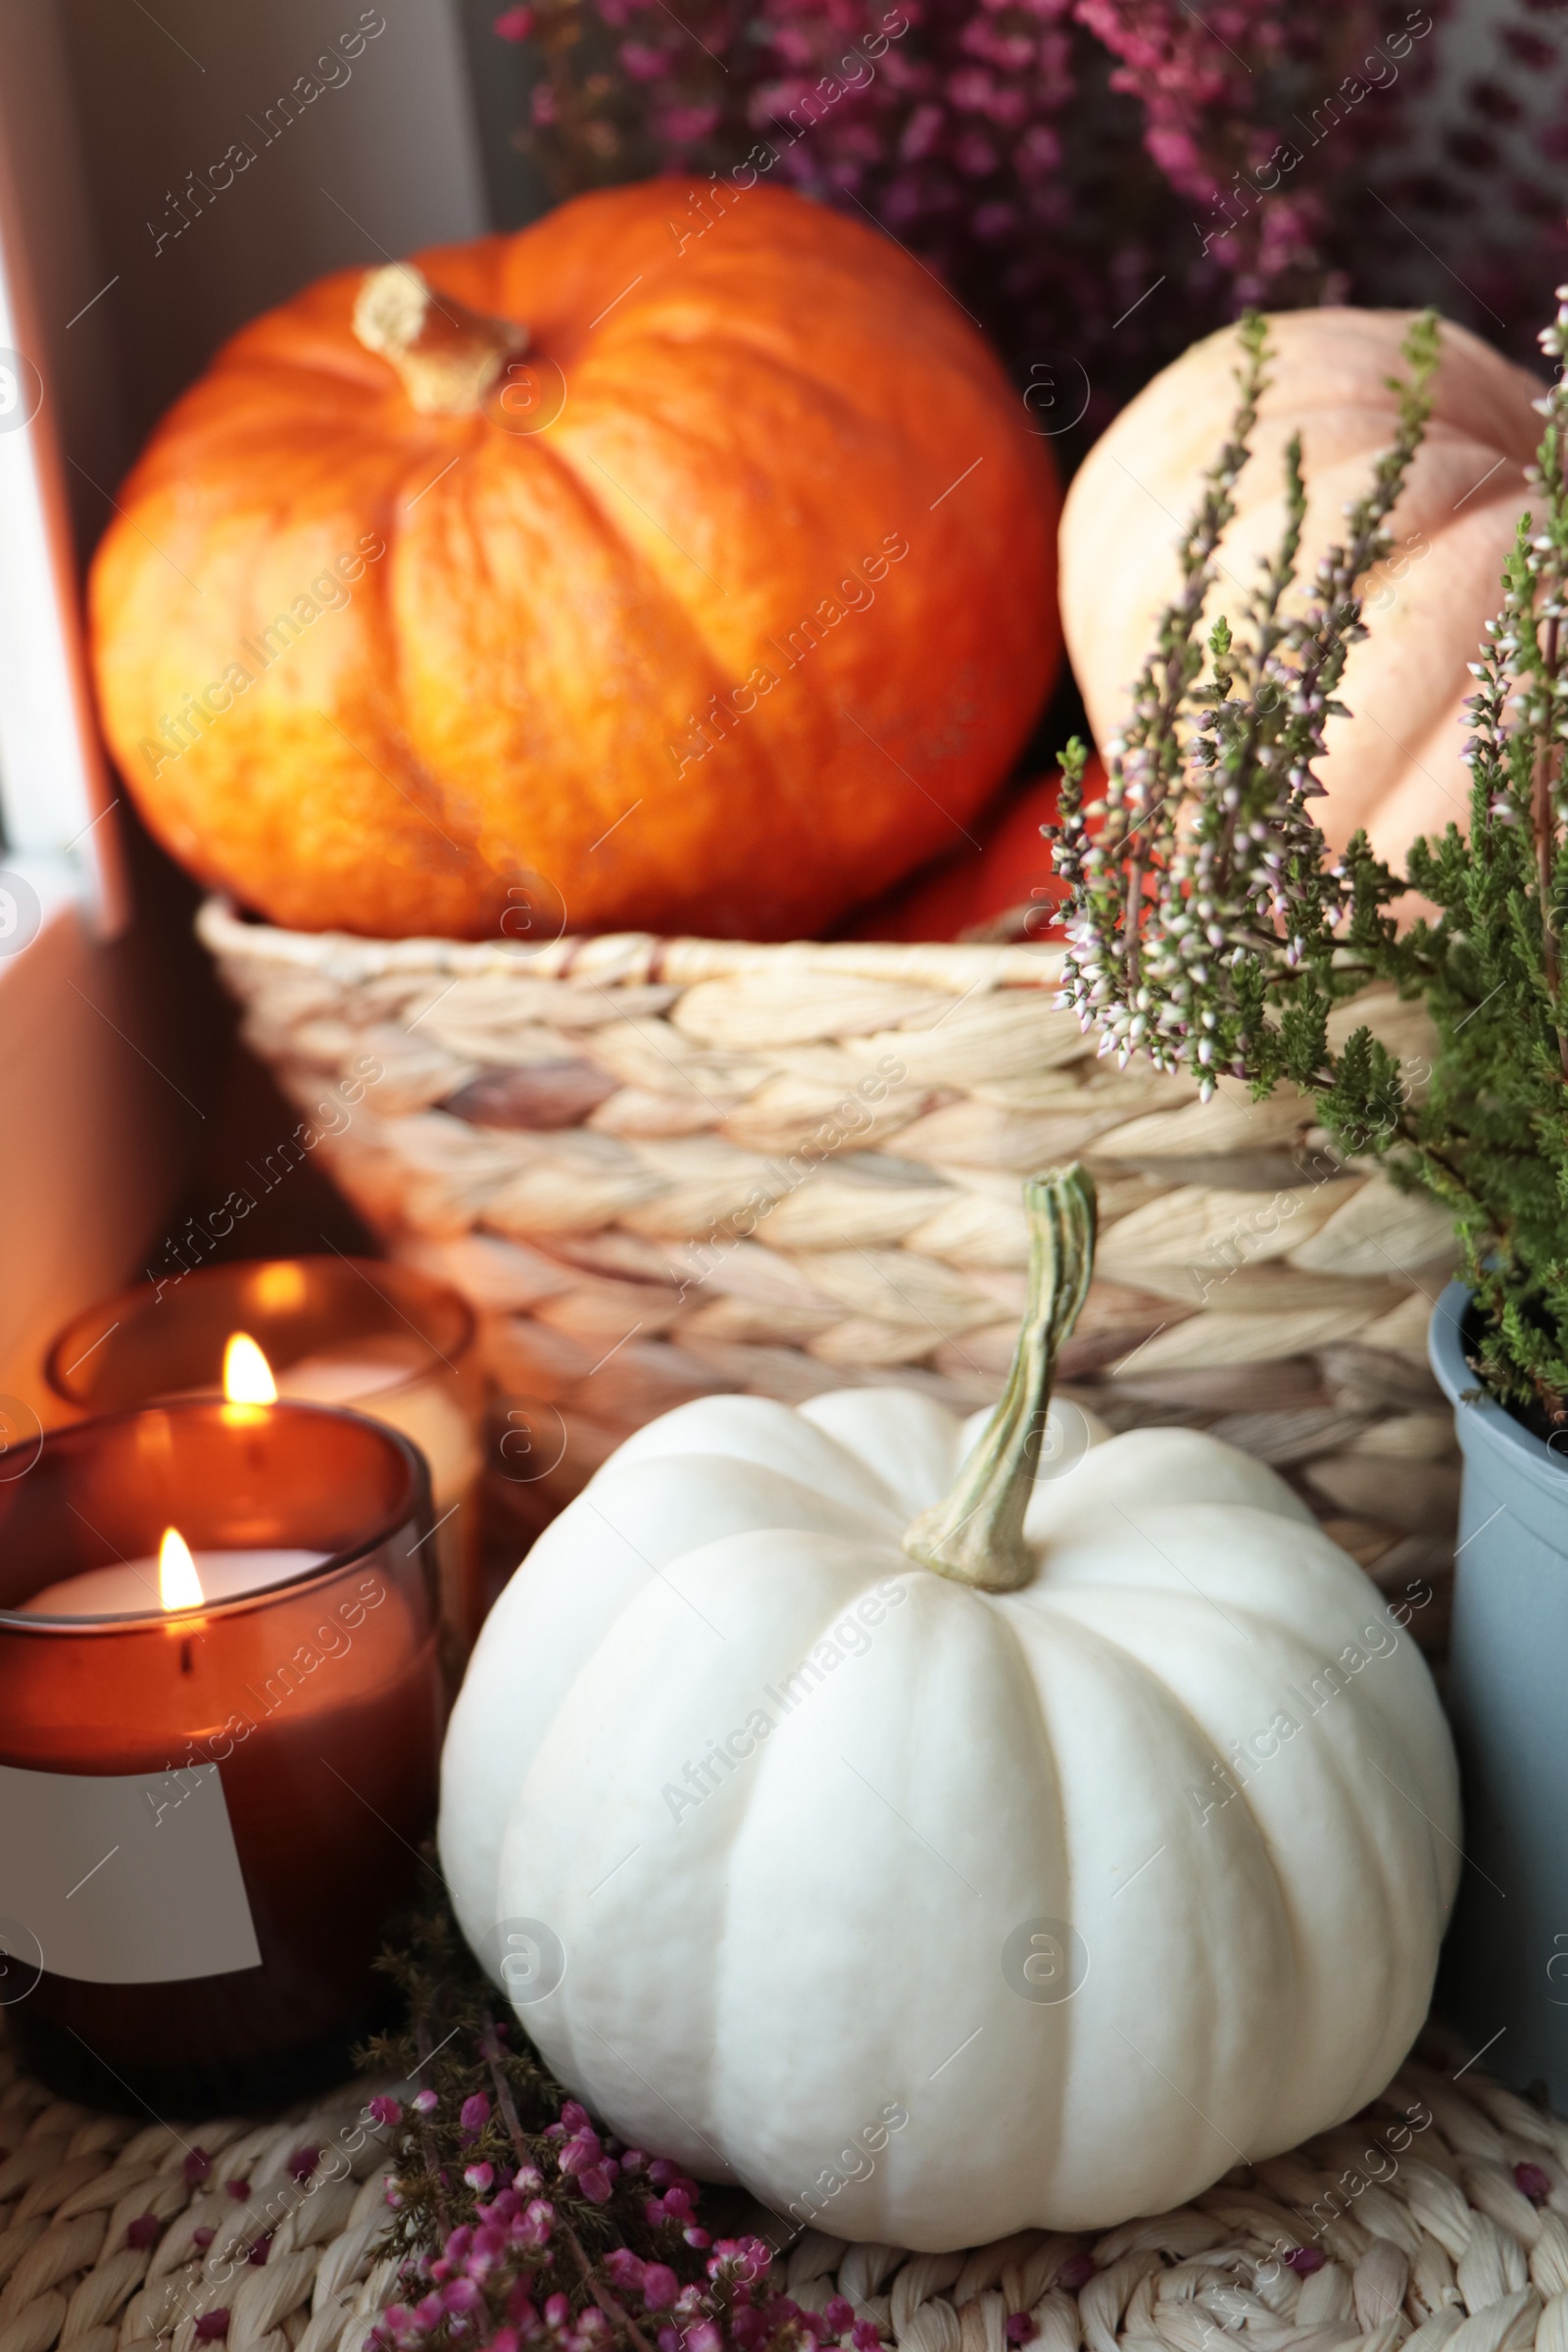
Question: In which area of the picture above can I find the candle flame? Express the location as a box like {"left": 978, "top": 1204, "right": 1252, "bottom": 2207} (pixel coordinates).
{"left": 223, "top": 1331, "right": 277, "bottom": 1405}
{"left": 159, "top": 1527, "right": 205, "bottom": 1612}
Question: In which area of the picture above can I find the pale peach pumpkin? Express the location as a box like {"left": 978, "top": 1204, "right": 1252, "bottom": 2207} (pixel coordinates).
{"left": 88, "top": 181, "right": 1060, "bottom": 942}
{"left": 1060, "top": 310, "right": 1542, "bottom": 875}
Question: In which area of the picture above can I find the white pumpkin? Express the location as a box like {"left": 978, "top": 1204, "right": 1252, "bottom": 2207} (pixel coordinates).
{"left": 440, "top": 1170, "right": 1459, "bottom": 2251}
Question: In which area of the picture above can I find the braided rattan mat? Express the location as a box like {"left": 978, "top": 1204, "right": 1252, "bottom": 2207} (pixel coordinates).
{"left": 3, "top": 2032, "right": 1563, "bottom": 2352}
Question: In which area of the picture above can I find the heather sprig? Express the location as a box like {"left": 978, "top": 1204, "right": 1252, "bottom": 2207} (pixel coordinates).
{"left": 1052, "top": 307, "right": 1439, "bottom": 1097}
{"left": 360, "top": 1885, "right": 900, "bottom": 2352}
{"left": 1052, "top": 288, "right": 1568, "bottom": 1421}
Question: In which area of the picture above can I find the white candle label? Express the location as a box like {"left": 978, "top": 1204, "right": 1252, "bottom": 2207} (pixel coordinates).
{"left": 0, "top": 1761, "right": 262, "bottom": 1984}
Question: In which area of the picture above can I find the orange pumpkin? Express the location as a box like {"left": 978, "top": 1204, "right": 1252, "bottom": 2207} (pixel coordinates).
{"left": 1061, "top": 311, "right": 1541, "bottom": 877}
{"left": 845, "top": 761, "right": 1097, "bottom": 940}
{"left": 89, "top": 181, "right": 1060, "bottom": 943}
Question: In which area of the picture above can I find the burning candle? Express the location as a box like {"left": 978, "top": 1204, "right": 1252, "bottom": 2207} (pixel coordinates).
{"left": 46, "top": 1257, "right": 484, "bottom": 1654}
{"left": 17, "top": 1523, "right": 329, "bottom": 1618}
{"left": 0, "top": 1400, "right": 441, "bottom": 2115}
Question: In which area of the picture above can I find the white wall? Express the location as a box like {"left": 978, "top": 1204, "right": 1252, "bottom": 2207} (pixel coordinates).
{"left": 0, "top": 0, "right": 489, "bottom": 1412}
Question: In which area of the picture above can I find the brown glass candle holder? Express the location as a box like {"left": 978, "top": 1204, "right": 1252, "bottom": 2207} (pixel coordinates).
{"left": 46, "top": 1256, "right": 483, "bottom": 1655}
{"left": 0, "top": 1401, "right": 441, "bottom": 2116}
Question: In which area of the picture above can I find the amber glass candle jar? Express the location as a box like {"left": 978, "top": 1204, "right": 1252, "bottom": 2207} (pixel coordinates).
{"left": 0, "top": 1401, "right": 441, "bottom": 2115}
{"left": 46, "top": 1256, "right": 483, "bottom": 1655}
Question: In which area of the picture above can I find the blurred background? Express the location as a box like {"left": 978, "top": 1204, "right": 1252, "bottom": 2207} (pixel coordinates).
{"left": 0, "top": 0, "right": 1559, "bottom": 1407}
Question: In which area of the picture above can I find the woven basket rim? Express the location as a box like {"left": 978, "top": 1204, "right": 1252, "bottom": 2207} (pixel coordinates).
{"left": 194, "top": 898, "right": 1068, "bottom": 996}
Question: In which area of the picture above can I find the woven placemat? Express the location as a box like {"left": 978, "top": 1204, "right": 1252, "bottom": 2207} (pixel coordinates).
{"left": 2, "top": 2029, "right": 1561, "bottom": 2352}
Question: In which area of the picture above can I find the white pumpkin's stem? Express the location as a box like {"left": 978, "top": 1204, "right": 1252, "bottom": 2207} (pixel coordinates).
{"left": 353, "top": 264, "right": 527, "bottom": 416}
{"left": 903, "top": 1164, "right": 1097, "bottom": 1592}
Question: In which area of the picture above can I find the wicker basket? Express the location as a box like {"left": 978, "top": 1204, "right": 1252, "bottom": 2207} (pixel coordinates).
{"left": 195, "top": 903, "right": 1459, "bottom": 1623}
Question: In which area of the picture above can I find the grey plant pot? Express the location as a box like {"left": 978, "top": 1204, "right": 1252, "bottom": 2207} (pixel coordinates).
{"left": 1430, "top": 1280, "right": 1568, "bottom": 2105}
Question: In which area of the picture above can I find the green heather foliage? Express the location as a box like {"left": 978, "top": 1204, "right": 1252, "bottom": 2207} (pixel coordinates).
{"left": 1051, "top": 294, "right": 1568, "bottom": 1421}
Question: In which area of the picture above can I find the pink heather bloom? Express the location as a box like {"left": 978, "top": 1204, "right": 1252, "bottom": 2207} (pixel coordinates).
{"left": 544, "top": 2295, "right": 572, "bottom": 2328}
{"left": 619, "top": 41, "right": 672, "bottom": 77}
{"left": 193, "top": 2317, "right": 229, "bottom": 2342}
{"left": 289, "top": 2147, "right": 320, "bottom": 2184}
{"left": 1056, "top": 2256, "right": 1096, "bottom": 2291}
{"left": 193, "top": 2229, "right": 216, "bottom": 2251}
{"left": 443, "top": 2280, "right": 483, "bottom": 2316}
{"left": 513, "top": 2165, "right": 545, "bottom": 2195}
{"left": 1517, "top": 2163, "right": 1552, "bottom": 2202}
{"left": 825, "top": 2302, "right": 855, "bottom": 2335}
{"left": 184, "top": 2149, "right": 213, "bottom": 2186}
{"left": 514, "top": 2200, "right": 556, "bottom": 2248}
{"left": 682, "top": 2228, "right": 710, "bottom": 2250}
{"left": 557, "top": 2129, "right": 604, "bottom": 2178}
{"left": 684, "top": 2327, "right": 723, "bottom": 2352}
{"left": 461, "top": 2094, "right": 491, "bottom": 2138}
{"left": 654, "top": 104, "right": 721, "bottom": 141}
{"left": 494, "top": 5, "right": 535, "bottom": 34}
{"left": 368, "top": 2097, "right": 404, "bottom": 2129}
{"left": 466, "top": 2164, "right": 496, "bottom": 2193}
{"left": 490, "top": 2333, "right": 521, "bottom": 2352}
{"left": 853, "top": 2327, "right": 882, "bottom": 2350}
{"left": 640, "top": 2266, "right": 680, "bottom": 2313}
{"left": 413, "top": 2090, "right": 440, "bottom": 2117}
{"left": 1005, "top": 2320, "right": 1038, "bottom": 2346}
{"left": 124, "top": 2216, "right": 161, "bottom": 2251}
{"left": 1285, "top": 2249, "right": 1326, "bottom": 2276}
{"left": 224, "top": 2180, "right": 250, "bottom": 2203}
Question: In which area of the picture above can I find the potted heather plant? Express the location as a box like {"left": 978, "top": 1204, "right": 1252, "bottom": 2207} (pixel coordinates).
{"left": 1051, "top": 294, "right": 1568, "bottom": 2102}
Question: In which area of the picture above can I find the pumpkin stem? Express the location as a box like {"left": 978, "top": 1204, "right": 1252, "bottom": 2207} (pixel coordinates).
{"left": 353, "top": 264, "right": 527, "bottom": 417}
{"left": 902, "top": 1164, "right": 1097, "bottom": 1592}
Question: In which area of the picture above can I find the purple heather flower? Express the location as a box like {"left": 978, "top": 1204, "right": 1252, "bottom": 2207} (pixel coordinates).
{"left": 1517, "top": 2162, "right": 1551, "bottom": 2203}
{"left": 413, "top": 2090, "right": 440, "bottom": 2117}
{"left": 368, "top": 2096, "right": 404, "bottom": 2129}
{"left": 124, "top": 2216, "right": 161, "bottom": 2251}
{"left": 1056, "top": 2255, "right": 1096, "bottom": 2291}
{"left": 184, "top": 2149, "right": 213, "bottom": 2187}
{"left": 1005, "top": 2320, "right": 1038, "bottom": 2346}
{"left": 641, "top": 2266, "right": 680, "bottom": 2313}
{"left": 1285, "top": 2248, "right": 1326, "bottom": 2276}
{"left": 193, "top": 2316, "right": 229, "bottom": 2342}
{"left": 461, "top": 2093, "right": 491, "bottom": 2139}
